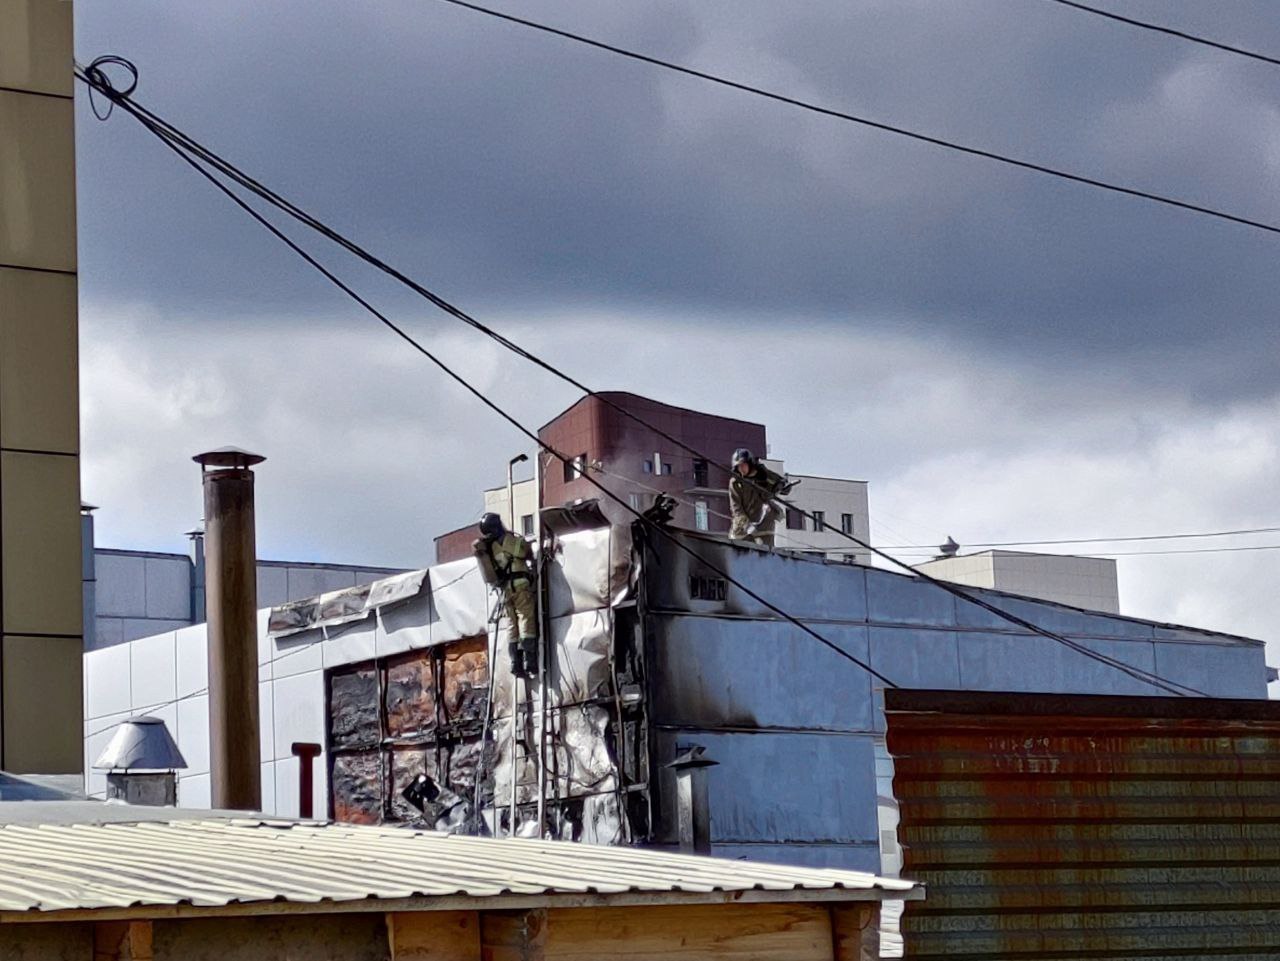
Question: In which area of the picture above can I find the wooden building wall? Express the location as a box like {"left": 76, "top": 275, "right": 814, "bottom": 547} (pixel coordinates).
{"left": 56, "top": 899, "right": 884, "bottom": 961}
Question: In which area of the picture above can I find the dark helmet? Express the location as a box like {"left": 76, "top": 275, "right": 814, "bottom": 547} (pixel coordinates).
{"left": 478, "top": 512, "right": 505, "bottom": 538}
{"left": 732, "top": 448, "right": 755, "bottom": 468}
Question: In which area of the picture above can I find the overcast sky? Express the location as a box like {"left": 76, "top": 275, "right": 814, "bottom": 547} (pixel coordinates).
{"left": 74, "top": 1, "right": 1279, "bottom": 663}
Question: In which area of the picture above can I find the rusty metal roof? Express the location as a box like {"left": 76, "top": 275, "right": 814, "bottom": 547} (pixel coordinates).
{"left": 886, "top": 689, "right": 1280, "bottom": 959}
{"left": 0, "top": 815, "right": 919, "bottom": 919}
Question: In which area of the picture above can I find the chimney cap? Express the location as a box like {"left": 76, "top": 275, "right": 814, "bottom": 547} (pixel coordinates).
{"left": 193, "top": 446, "right": 265, "bottom": 469}
{"left": 81, "top": 502, "right": 99, "bottom": 514}
{"left": 93, "top": 716, "right": 188, "bottom": 771}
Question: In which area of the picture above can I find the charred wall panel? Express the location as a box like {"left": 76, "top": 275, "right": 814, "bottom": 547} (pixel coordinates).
{"left": 329, "top": 667, "right": 379, "bottom": 749}
{"left": 326, "top": 636, "right": 491, "bottom": 827}
{"left": 331, "top": 751, "right": 383, "bottom": 824}
{"left": 887, "top": 690, "right": 1280, "bottom": 960}
{"left": 385, "top": 653, "right": 436, "bottom": 737}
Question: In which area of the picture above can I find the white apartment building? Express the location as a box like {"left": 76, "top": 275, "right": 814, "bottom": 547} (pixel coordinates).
{"left": 482, "top": 477, "right": 538, "bottom": 537}
{"left": 762, "top": 460, "right": 872, "bottom": 564}
{"left": 914, "top": 549, "right": 1120, "bottom": 614}
{"left": 479, "top": 461, "right": 872, "bottom": 564}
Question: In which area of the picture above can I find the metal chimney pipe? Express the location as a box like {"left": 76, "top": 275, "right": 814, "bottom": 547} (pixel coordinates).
{"left": 194, "top": 447, "right": 265, "bottom": 811}
{"left": 666, "top": 745, "right": 718, "bottom": 856}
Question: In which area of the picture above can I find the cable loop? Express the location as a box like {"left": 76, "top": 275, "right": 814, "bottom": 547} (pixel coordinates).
{"left": 82, "top": 55, "right": 139, "bottom": 120}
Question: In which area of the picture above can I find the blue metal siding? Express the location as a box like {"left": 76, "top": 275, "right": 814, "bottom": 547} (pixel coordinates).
{"left": 640, "top": 532, "right": 1267, "bottom": 876}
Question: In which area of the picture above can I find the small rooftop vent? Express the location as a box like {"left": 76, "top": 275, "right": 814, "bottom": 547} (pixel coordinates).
{"left": 935, "top": 536, "right": 960, "bottom": 560}
{"left": 93, "top": 716, "right": 187, "bottom": 807}
{"left": 666, "top": 745, "right": 719, "bottom": 856}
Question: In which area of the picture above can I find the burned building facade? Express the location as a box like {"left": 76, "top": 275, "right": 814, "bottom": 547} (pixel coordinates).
{"left": 86, "top": 517, "right": 1266, "bottom": 873}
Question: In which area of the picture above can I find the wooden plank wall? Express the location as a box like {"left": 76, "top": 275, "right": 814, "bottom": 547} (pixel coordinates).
{"left": 384, "top": 901, "right": 880, "bottom": 961}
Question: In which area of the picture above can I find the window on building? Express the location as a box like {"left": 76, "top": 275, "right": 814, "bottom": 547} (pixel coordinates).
{"left": 628, "top": 492, "right": 647, "bottom": 511}
{"left": 564, "top": 452, "right": 588, "bottom": 483}
{"left": 689, "top": 574, "right": 727, "bottom": 602}
{"left": 694, "top": 501, "right": 709, "bottom": 531}
{"left": 521, "top": 514, "right": 534, "bottom": 536}
{"left": 841, "top": 513, "right": 854, "bottom": 535}
{"left": 786, "top": 508, "right": 805, "bottom": 531}
{"left": 812, "top": 510, "right": 826, "bottom": 532}
{"left": 661, "top": 462, "right": 672, "bottom": 476}
{"left": 643, "top": 460, "right": 653, "bottom": 474}
{"left": 693, "top": 459, "right": 709, "bottom": 487}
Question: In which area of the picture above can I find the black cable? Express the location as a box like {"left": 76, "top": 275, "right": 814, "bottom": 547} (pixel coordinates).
{"left": 97, "top": 101, "right": 900, "bottom": 691}
{"left": 83, "top": 55, "right": 137, "bottom": 120}
{"left": 75, "top": 59, "right": 1205, "bottom": 697}
{"left": 893, "top": 542, "right": 1280, "bottom": 559}
{"left": 76, "top": 58, "right": 1203, "bottom": 697}
{"left": 431, "top": 0, "right": 1280, "bottom": 239}
{"left": 880, "top": 524, "right": 1280, "bottom": 550}
{"left": 1046, "top": 0, "right": 1280, "bottom": 68}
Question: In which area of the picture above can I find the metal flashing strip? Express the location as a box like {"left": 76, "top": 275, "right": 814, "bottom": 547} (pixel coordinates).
{"left": 267, "top": 570, "right": 429, "bottom": 638}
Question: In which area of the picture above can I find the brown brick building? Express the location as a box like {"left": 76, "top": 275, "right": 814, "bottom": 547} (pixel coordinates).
{"left": 435, "top": 392, "right": 765, "bottom": 562}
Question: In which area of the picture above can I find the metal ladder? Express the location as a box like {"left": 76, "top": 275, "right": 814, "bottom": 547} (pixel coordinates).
{"left": 505, "top": 553, "right": 549, "bottom": 838}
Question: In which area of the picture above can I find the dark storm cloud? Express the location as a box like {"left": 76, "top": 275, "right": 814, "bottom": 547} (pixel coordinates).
{"left": 75, "top": 1, "right": 1280, "bottom": 395}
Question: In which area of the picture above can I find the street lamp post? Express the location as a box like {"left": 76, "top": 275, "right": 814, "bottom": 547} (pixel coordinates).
{"left": 507, "top": 453, "right": 529, "bottom": 532}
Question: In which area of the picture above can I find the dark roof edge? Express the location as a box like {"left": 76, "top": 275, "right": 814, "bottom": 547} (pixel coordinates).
{"left": 0, "top": 880, "right": 920, "bottom": 925}
{"left": 669, "top": 527, "right": 1264, "bottom": 647}
{"left": 886, "top": 688, "right": 1280, "bottom": 720}
{"left": 537, "top": 391, "right": 768, "bottom": 435}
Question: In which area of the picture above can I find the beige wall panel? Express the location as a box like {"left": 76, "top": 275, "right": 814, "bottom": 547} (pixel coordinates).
{"left": 0, "top": 0, "right": 75, "bottom": 97}
{"left": 2, "top": 634, "right": 82, "bottom": 772}
{"left": 0, "top": 89, "right": 77, "bottom": 272}
{"left": 0, "top": 266, "right": 78, "bottom": 452}
{"left": 544, "top": 902, "right": 833, "bottom": 961}
{"left": 1, "top": 450, "right": 81, "bottom": 635}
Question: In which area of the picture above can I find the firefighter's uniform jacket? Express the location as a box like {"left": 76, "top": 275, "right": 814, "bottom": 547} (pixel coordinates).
{"left": 487, "top": 532, "right": 536, "bottom": 643}
{"left": 728, "top": 463, "right": 786, "bottom": 546}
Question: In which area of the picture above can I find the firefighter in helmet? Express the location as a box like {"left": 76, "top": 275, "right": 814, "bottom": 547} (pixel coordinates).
{"left": 728, "top": 448, "right": 788, "bottom": 548}
{"left": 475, "top": 513, "right": 538, "bottom": 677}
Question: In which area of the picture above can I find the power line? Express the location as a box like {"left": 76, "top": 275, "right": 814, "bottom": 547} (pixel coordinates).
{"left": 77, "top": 58, "right": 1204, "bottom": 697}
{"left": 592, "top": 463, "right": 850, "bottom": 556}
{"left": 892, "top": 543, "right": 1280, "bottom": 559}
{"left": 432, "top": 0, "right": 1280, "bottom": 239}
{"left": 1092, "top": 543, "right": 1280, "bottom": 557}
{"left": 80, "top": 86, "right": 899, "bottom": 692}
{"left": 76, "top": 59, "right": 1205, "bottom": 698}
{"left": 1046, "top": 0, "right": 1280, "bottom": 68}
{"left": 879, "top": 525, "right": 1280, "bottom": 550}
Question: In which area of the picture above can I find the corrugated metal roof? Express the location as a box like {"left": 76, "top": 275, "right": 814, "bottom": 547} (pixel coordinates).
{"left": 0, "top": 815, "right": 918, "bottom": 918}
